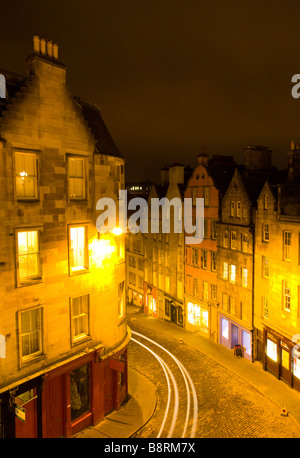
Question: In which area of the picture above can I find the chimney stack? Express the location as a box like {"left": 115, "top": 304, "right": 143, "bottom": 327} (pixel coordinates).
{"left": 32, "top": 35, "right": 59, "bottom": 61}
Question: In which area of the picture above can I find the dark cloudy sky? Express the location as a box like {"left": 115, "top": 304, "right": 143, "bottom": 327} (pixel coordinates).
{"left": 1, "top": 0, "right": 300, "bottom": 181}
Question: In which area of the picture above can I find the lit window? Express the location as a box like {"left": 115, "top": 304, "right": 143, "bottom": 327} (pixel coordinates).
{"left": 242, "top": 268, "right": 248, "bottom": 287}
{"left": 223, "top": 262, "right": 229, "bottom": 280}
{"left": 71, "top": 294, "right": 89, "bottom": 342}
{"left": 283, "top": 231, "right": 291, "bottom": 260}
{"left": 69, "top": 226, "right": 88, "bottom": 273}
{"left": 118, "top": 281, "right": 125, "bottom": 318}
{"left": 294, "top": 356, "right": 300, "bottom": 379}
{"left": 15, "top": 152, "right": 37, "bottom": 199}
{"left": 231, "top": 231, "right": 238, "bottom": 250}
{"left": 68, "top": 157, "right": 86, "bottom": 199}
{"left": 229, "top": 264, "right": 236, "bottom": 283}
{"left": 17, "top": 230, "right": 41, "bottom": 284}
{"left": 221, "top": 318, "right": 229, "bottom": 339}
{"left": 262, "top": 224, "right": 269, "bottom": 242}
{"left": 20, "top": 308, "right": 42, "bottom": 361}
{"left": 283, "top": 281, "right": 291, "bottom": 311}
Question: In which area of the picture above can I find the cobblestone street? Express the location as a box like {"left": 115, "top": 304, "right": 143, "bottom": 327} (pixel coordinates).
{"left": 128, "top": 315, "right": 300, "bottom": 438}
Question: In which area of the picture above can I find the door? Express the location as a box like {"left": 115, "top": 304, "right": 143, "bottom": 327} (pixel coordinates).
{"left": 104, "top": 364, "right": 114, "bottom": 415}
{"left": 231, "top": 324, "right": 239, "bottom": 348}
{"left": 171, "top": 304, "right": 177, "bottom": 324}
{"left": 43, "top": 376, "right": 65, "bottom": 438}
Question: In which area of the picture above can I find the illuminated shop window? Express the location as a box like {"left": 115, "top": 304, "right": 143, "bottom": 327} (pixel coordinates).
{"left": 267, "top": 338, "right": 277, "bottom": 362}
{"left": 69, "top": 226, "right": 88, "bottom": 273}
{"left": 242, "top": 331, "right": 251, "bottom": 356}
{"left": 70, "top": 364, "right": 90, "bottom": 421}
{"left": 187, "top": 302, "right": 208, "bottom": 331}
{"left": 221, "top": 318, "right": 229, "bottom": 340}
{"left": 68, "top": 157, "right": 86, "bottom": 199}
{"left": 15, "top": 152, "right": 37, "bottom": 199}
{"left": 17, "top": 230, "right": 41, "bottom": 284}
{"left": 281, "top": 349, "right": 290, "bottom": 370}
{"left": 71, "top": 294, "right": 90, "bottom": 342}
{"left": 20, "top": 307, "right": 42, "bottom": 361}
{"left": 294, "top": 357, "right": 300, "bottom": 379}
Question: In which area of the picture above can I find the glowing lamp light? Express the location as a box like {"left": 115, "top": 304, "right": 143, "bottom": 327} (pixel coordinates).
{"left": 112, "top": 227, "right": 122, "bottom": 236}
{"left": 20, "top": 171, "right": 27, "bottom": 180}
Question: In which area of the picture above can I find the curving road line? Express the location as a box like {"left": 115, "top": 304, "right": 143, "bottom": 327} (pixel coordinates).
{"left": 131, "top": 330, "right": 198, "bottom": 438}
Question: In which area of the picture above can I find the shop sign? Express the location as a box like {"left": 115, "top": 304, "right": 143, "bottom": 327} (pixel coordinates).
{"left": 15, "top": 404, "right": 25, "bottom": 423}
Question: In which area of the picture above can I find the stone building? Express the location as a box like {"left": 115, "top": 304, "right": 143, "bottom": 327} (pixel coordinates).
{"left": 254, "top": 142, "right": 300, "bottom": 391}
{"left": 0, "top": 36, "right": 128, "bottom": 437}
{"left": 217, "top": 146, "right": 280, "bottom": 361}
{"left": 184, "top": 152, "right": 235, "bottom": 339}
{"left": 143, "top": 162, "right": 191, "bottom": 326}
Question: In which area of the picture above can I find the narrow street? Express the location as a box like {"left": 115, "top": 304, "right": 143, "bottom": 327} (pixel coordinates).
{"left": 127, "top": 307, "right": 300, "bottom": 439}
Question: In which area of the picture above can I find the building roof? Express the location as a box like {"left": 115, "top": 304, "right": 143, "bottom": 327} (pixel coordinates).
{"left": 75, "top": 98, "right": 123, "bottom": 158}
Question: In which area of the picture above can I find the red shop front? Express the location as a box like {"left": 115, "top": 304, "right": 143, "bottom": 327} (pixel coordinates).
{"left": 0, "top": 343, "right": 128, "bottom": 438}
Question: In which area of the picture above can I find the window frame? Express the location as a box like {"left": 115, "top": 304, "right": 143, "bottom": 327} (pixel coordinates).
{"left": 15, "top": 228, "right": 42, "bottom": 287}
{"left": 67, "top": 155, "right": 87, "bottom": 201}
{"left": 70, "top": 294, "right": 90, "bottom": 345}
{"left": 18, "top": 306, "right": 43, "bottom": 363}
{"left": 68, "top": 224, "right": 89, "bottom": 275}
{"left": 14, "top": 150, "right": 39, "bottom": 201}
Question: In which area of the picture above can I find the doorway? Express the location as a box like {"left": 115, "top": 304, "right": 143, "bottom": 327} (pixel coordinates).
{"left": 231, "top": 324, "right": 239, "bottom": 348}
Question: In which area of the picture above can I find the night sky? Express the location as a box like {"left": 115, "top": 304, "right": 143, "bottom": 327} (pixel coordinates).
{"left": 1, "top": 0, "right": 300, "bottom": 181}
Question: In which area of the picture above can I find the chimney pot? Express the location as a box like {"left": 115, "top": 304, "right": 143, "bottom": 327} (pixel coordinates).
{"left": 52, "top": 43, "right": 58, "bottom": 59}
{"left": 47, "top": 40, "right": 53, "bottom": 58}
{"left": 33, "top": 35, "right": 40, "bottom": 54}
{"left": 40, "top": 37, "right": 46, "bottom": 55}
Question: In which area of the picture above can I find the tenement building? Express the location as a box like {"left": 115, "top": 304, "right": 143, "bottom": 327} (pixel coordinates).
{"left": 217, "top": 146, "right": 280, "bottom": 361}
{"left": 0, "top": 36, "right": 129, "bottom": 437}
{"left": 184, "top": 152, "right": 235, "bottom": 339}
{"left": 254, "top": 141, "right": 300, "bottom": 391}
{"left": 143, "top": 162, "right": 191, "bottom": 326}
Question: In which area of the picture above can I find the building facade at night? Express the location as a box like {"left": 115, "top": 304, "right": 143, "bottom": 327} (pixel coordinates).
{"left": 254, "top": 142, "right": 300, "bottom": 390}
{"left": 0, "top": 36, "right": 129, "bottom": 438}
{"left": 184, "top": 152, "right": 235, "bottom": 340}
{"left": 143, "top": 163, "right": 190, "bottom": 326}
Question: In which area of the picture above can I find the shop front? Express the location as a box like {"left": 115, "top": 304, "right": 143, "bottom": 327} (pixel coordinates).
{"left": 0, "top": 343, "right": 129, "bottom": 438}
{"left": 219, "top": 314, "right": 252, "bottom": 361}
{"left": 186, "top": 300, "right": 209, "bottom": 334}
{"left": 128, "top": 287, "right": 143, "bottom": 307}
{"left": 263, "top": 327, "right": 300, "bottom": 391}
{"left": 143, "top": 283, "right": 158, "bottom": 318}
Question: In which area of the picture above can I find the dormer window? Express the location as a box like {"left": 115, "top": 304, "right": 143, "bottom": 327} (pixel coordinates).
{"left": 264, "top": 194, "right": 268, "bottom": 210}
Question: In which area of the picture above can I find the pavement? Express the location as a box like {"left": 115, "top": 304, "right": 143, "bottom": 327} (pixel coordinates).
{"left": 74, "top": 305, "right": 300, "bottom": 438}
